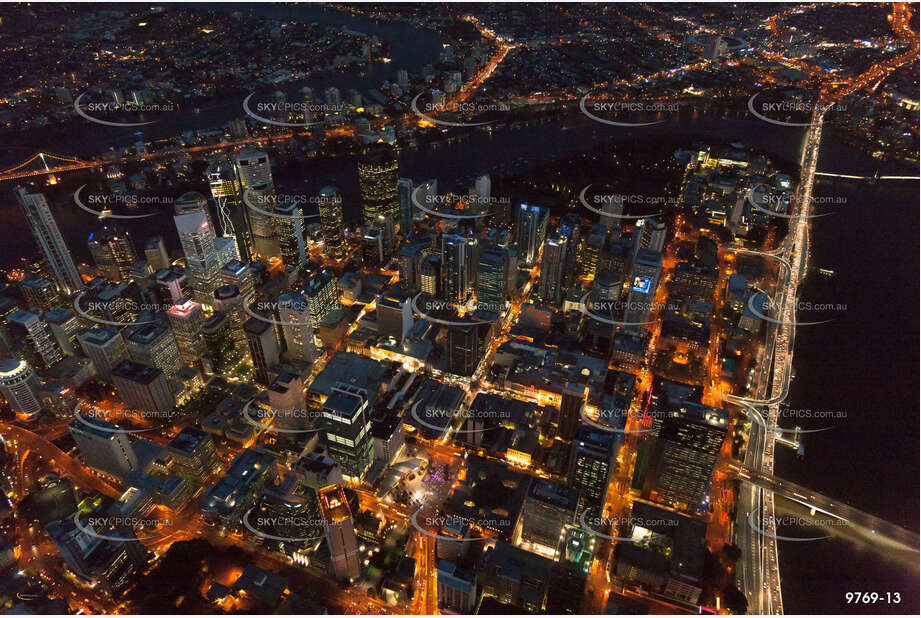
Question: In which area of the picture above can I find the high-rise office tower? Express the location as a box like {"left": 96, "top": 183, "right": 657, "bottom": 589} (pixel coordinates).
{"left": 476, "top": 248, "right": 510, "bottom": 313}
{"left": 274, "top": 201, "right": 307, "bottom": 269}
{"left": 44, "top": 306, "right": 81, "bottom": 356}
{"left": 174, "top": 197, "right": 221, "bottom": 306}
{"left": 419, "top": 255, "right": 440, "bottom": 297}
{"left": 412, "top": 179, "right": 438, "bottom": 222}
{"left": 516, "top": 203, "right": 549, "bottom": 267}
{"left": 398, "top": 244, "right": 423, "bottom": 292}
{"left": 376, "top": 289, "right": 413, "bottom": 342}
{"left": 219, "top": 260, "right": 256, "bottom": 301}
{"left": 447, "top": 321, "right": 479, "bottom": 376}
{"left": 318, "top": 186, "right": 346, "bottom": 261}
{"left": 324, "top": 86, "right": 341, "bottom": 108}
{"left": 234, "top": 150, "right": 277, "bottom": 260}
{"left": 362, "top": 226, "right": 384, "bottom": 270}
{"left": 174, "top": 191, "right": 210, "bottom": 216}
{"left": 15, "top": 186, "right": 82, "bottom": 294}
{"left": 397, "top": 177, "right": 414, "bottom": 234}
{"left": 167, "top": 299, "right": 206, "bottom": 369}
{"left": 582, "top": 225, "right": 607, "bottom": 280}
{"left": 78, "top": 327, "right": 130, "bottom": 382}
{"left": 558, "top": 383, "right": 587, "bottom": 442}
{"left": 600, "top": 195, "right": 624, "bottom": 233}
{"left": 201, "top": 312, "right": 241, "bottom": 374}
{"left": 304, "top": 270, "right": 340, "bottom": 325}
{"left": 70, "top": 416, "right": 140, "bottom": 478}
{"left": 144, "top": 236, "right": 170, "bottom": 272}
{"left": 537, "top": 232, "right": 568, "bottom": 307}
{"left": 277, "top": 292, "right": 317, "bottom": 362}
{"left": 125, "top": 323, "right": 182, "bottom": 379}
{"left": 632, "top": 216, "right": 667, "bottom": 256}
{"left": 244, "top": 183, "right": 280, "bottom": 260}
{"left": 441, "top": 234, "right": 469, "bottom": 305}
{"left": 0, "top": 358, "right": 42, "bottom": 421}
{"left": 166, "top": 425, "right": 220, "bottom": 482}
{"left": 592, "top": 269, "right": 624, "bottom": 304}
{"left": 643, "top": 403, "right": 728, "bottom": 514}
{"left": 322, "top": 383, "right": 373, "bottom": 481}
{"left": 559, "top": 212, "right": 583, "bottom": 288}
{"left": 623, "top": 249, "right": 663, "bottom": 325}
{"left": 568, "top": 425, "right": 616, "bottom": 506}
{"left": 20, "top": 276, "right": 60, "bottom": 312}
{"left": 88, "top": 226, "right": 137, "bottom": 282}
{"left": 154, "top": 265, "right": 191, "bottom": 305}
{"left": 207, "top": 155, "right": 253, "bottom": 262}
{"left": 234, "top": 149, "right": 273, "bottom": 189}
{"left": 215, "top": 236, "right": 239, "bottom": 268}
{"left": 111, "top": 359, "right": 176, "bottom": 415}
{"left": 244, "top": 317, "right": 280, "bottom": 385}
{"left": 358, "top": 145, "right": 399, "bottom": 226}
{"left": 317, "top": 484, "right": 361, "bottom": 581}
{"left": 474, "top": 174, "right": 491, "bottom": 203}
{"left": 378, "top": 214, "right": 396, "bottom": 259}
{"left": 213, "top": 284, "right": 248, "bottom": 356}
{"left": 45, "top": 518, "right": 147, "bottom": 594}
{"left": 7, "top": 309, "right": 63, "bottom": 369}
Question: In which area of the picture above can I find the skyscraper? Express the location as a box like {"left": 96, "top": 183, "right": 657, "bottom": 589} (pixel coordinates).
{"left": 358, "top": 145, "right": 399, "bottom": 226}
{"left": 476, "top": 247, "right": 509, "bottom": 313}
{"left": 201, "top": 312, "right": 241, "bottom": 374}
{"left": 318, "top": 186, "right": 346, "bottom": 261}
{"left": 0, "top": 358, "right": 42, "bottom": 421}
{"left": 207, "top": 155, "right": 254, "bottom": 262}
{"left": 274, "top": 201, "right": 307, "bottom": 269}
{"left": 398, "top": 244, "right": 423, "bottom": 292}
{"left": 304, "top": 270, "right": 340, "bottom": 325}
{"left": 20, "top": 276, "right": 60, "bottom": 312}
{"left": 174, "top": 195, "right": 221, "bottom": 306}
{"left": 234, "top": 150, "right": 277, "bottom": 261}
{"left": 8, "top": 309, "right": 63, "bottom": 369}
{"left": 362, "top": 226, "right": 384, "bottom": 270}
{"left": 632, "top": 216, "right": 667, "bottom": 255}
{"left": 568, "top": 425, "right": 616, "bottom": 506}
{"left": 111, "top": 359, "right": 176, "bottom": 415}
{"left": 516, "top": 203, "right": 549, "bottom": 267}
{"left": 397, "top": 177, "right": 414, "bottom": 234}
{"left": 537, "top": 232, "right": 567, "bottom": 306}
{"left": 559, "top": 212, "right": 583, "bottom": 288}
{"left": 600, "top": 195, "right": 624, "bottom": 233}
{"left": 420, "top": 255, "right": 440, "bottom": 297}
{"left": 447, "top": 321, "right": 479, "bottom": 377}
{"left": 440, "top": 233, "right": 469, "bottom": 305}
{"left": 623, "top": 249, "right": 663, "bottom": 325}
{"left": 277, "top": 292, "right": 317, "bottom": 362}
{"left": 244, "top": 317, "right": 280, "bottom": 385}
{"left": 166, "top": 299, "right": 206, "bottom": 369}
{"left": 15, "top": 186, "right": 82, "bottom": 294}
{"left": 213, "top": 284, "right": 248, "bottom": 358}
{"left": 88, "top": 226, "right": 137, "bottom": 282}
{"left": 78, "top": 327, "right": 130, "bottom": 382}
{"left": 144, "top": 236, "right": 170, "bottom": 272}
{"left": 70, "top": 416, "right": 140, "bottom": 478}
{"left": 322, "top": 383, "right": 373, "bottom": 481}
{"left": 643, "top": 403, "right": 728, "bottom": 513}
{"left": 317, "top": 484, "right": 361, "bottom": 581}
{"left": 45, "top": 305, "right": 80, "bottom": 355}
{"left": 234, "top": 149, "right": 273, "bottom": 189}
{"left": 125, "top": 323, "right": 182, "bottom": 379}
{"left": 558, "top": 383, "right": 587, "bottom": 442}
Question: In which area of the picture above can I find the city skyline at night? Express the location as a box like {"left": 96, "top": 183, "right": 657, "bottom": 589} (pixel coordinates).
{"left": 0, "top": 2, "right": 917, "bottom": 616}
